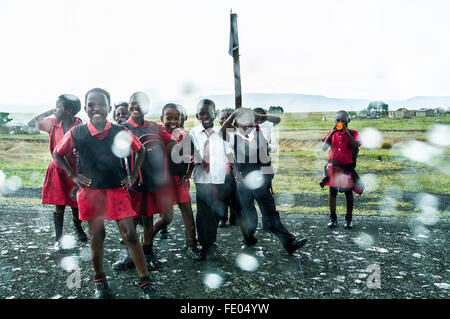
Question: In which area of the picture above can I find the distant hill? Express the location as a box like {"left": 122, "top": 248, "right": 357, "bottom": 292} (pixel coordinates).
{"left": 2, "top": 94, "right": 450, "bottom": 118}
{"left": 176, "top": 93, "right": 450, "bottom": 114}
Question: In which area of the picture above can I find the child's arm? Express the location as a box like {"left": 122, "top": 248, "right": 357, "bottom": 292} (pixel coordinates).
{"left": 53, "top": 148, "right": 91, "bottom": 188}
{"left": 322, "top": 125, "right": 338, "bottom": 151}
{"left": 181, "top": 160, "right": 195, "bottom": 184}
{"left": 121, "top": 145, "right": 145, "bottom": 189}
{"left": 27, "top": 109, "right": 55, "bottom": 128}
{"left": 343, "top": 124, "right": 360, "bottom": 149}
{"left": 256, "top": 113, "right": 281, "bottom": 126}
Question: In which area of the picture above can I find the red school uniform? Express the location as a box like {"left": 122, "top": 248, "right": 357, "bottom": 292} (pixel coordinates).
{"left": 124, "top": 118, "right": 175, "bottom": 216}
{"left": 55, "top": 120, "right": 142, "bottom": 220}
{"left": 321, "top": 129, "right": 363, "bottom": 194}
{"left": 39, "top": 117, "right": 82, "bottom": 207}
{"left": 168, "top": 127, "right": 192, "bottom": 205}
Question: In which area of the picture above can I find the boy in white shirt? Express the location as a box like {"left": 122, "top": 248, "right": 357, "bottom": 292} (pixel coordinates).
{"left": 190, "top": 99, "right": 231, "bottom": 261}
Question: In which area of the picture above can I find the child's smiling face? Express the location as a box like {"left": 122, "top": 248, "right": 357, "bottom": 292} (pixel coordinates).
{"left": 85, "top": 92, "right": 110, "bottom": 125}
{"left": 161, "top": 108, "right": 180, "bottom": 132}
{"left": 196, "top": 104, "right": 215, "bottom": 129}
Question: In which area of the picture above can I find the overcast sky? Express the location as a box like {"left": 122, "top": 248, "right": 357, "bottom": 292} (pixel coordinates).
{"left": 1, "top": 0, "right": 449, "bottom": 112}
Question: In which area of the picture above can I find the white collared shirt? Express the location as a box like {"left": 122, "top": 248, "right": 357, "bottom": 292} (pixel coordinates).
{"left": 190, "top": 125, "right": 231, "bottom": 184}
{"left": 259, "top": 121, "right": 278, "bottom": 153}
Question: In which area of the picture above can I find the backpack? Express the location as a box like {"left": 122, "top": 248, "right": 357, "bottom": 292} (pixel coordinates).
{"left": 124, "top": 121, "right": 169, "bottom": 191}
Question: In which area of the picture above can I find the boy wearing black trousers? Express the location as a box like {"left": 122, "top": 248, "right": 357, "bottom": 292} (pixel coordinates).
{"left": 220, "top": 108, "right": 308, "bottom": 255}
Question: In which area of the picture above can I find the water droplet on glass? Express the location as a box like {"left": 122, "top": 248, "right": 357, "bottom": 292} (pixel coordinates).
{"left": 203, "top": 273, "right": 224, "bottom": 289}
{"left": 353, "top": 232, "right": 375, "bottom": 250}
{"left": 400, "top": 140, "right": 443, "bottom": 163}
{"left": 243, "top": 170, "right": 265, "bottom": 190}
{"left": 5, "top": 176, "right": 22, "bottom": 192}
{"left": 60, "top": 235, "right": 77, "bottom": 250}
{"left": 427, "top": 124, "right": 450, "bottom": 147}
{"left": 360, "top": 128, "right": 383, "bottom": 149}
{"left": 360, "top": 174, "right": 377, "bottom": 193}
{"left": 111, "top": 130, "right": 132, "bottom": 158}
{"left": 235, "top": 252, "right": 260, "bottom": 272}
{"left": 60, "top": 256, "right": 79, "bottom": 271}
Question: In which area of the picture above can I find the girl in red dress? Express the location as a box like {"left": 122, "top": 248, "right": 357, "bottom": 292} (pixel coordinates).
{"left": 321, "top": 110, "right": 364, "bottom": 229}
{"left": 53, "top": 88, "right": 159, "bottom": 299}
{"left": 161, "top": 103, "right": 202, "bottom": 260}
{"left": 27, "top": 94, "right": 87, "bottom": 250}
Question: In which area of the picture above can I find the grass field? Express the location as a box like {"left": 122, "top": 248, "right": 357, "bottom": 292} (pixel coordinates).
{"left": 1, "top": 112, "right": 449, "bottom": 218}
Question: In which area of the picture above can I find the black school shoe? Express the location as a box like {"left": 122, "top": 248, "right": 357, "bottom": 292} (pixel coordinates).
{"left": 73, "top": 224, "right": 88, "bottom": 242}
{"left": 141, "top": 283, "right": 161, "bottom": 299}
{"left": 344, "top": 220, "right": 353, "bottom": 229}
{"left": 95, "top": 280, "right": 114, "bottom": 299}
{"left": 112, "top": 254, "right": 135, "bottom": 271}
{"left": 285, "top": 238, "right": 308, "bottom": 255}
{"left": 159, "top": 227, "right": 171, "bottom": 239}
{"left": 327, "top": 219, "right": 338, "bottom": 228}
{"left": 218, "top": 220, "right": 227, "bottom": 228}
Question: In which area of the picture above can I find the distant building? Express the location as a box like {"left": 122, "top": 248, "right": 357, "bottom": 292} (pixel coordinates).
{"left": 388, "top": 107, "right": 413, "bottom": 119}
{"left": 416, "top": 108, "right": 434, "bottom": 117}
{"left": 434, "top": 107, "right": 445, "bottom": 115}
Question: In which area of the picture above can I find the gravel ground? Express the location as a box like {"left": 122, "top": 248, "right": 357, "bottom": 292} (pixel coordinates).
{"left": 0, "top": 188, "right": 449, "bottom": 299}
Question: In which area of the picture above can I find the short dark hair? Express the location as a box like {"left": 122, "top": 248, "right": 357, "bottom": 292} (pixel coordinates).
{"left": 197, "top": 99, "right": 215, "bottom": 114}
{"left": 58, "top": 94, "right": 81, "bottom": 116}
{"left": 114, "top": 102, "right": 129, "bottom": 110}
{"left": 161, "top": 103, "right": 179, "bottom": 116}
{"left": 336, "top": 110, "right": 350, "bottom": 122}
{"left": 129, "top": 91, "right": 150, "bottom": 108}
{"left": 85, "top": 88, "right": 111, "bottom": 106}
{"left": 253, "top": 107, "right": 267, "bottom": 115}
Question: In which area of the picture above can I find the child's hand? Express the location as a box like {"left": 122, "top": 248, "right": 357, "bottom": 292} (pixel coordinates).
{"left": 121, "top": 175, "right": 138, "bottom": 190}
{"left": 72, "top": 174, "right": 91, "bottom": 188}
{"left": 181, "top": 172, "right": 191, "bottom": 184}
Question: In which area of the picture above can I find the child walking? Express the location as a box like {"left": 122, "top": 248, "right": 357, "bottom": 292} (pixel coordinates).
{"left": 220, "top": 108, "right": 308, "bottom": 255}
{"left": 320, "top": 110, "right": 364, "bottom": 229}
{"left": 27, "top": 94, "right": 87, "bottom": 250}
{"left": 161, "top": 103, "right": 202, "bottom": 260}
{"left": 53, "top": 88, "right": 159, "bottom": 299}
{"left": 190, "top": 99, "right": 230, "bottom": 261}
{"left": 113, "top": 92, "right": 176, "bottom": 271}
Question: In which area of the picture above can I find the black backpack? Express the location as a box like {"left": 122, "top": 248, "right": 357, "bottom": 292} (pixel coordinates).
{"left": 124, "top": 121, "right": 169, "bottom": 191}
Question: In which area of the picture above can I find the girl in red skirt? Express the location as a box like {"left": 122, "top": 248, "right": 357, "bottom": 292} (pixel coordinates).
{"left": 113, "top": 92, "right": 176, "bottom": 271}
{"left": 320, "top": 110, "right": 364, "bottom": 229}
{"left": 27, "top": 94, "right": 87, "bottom": 250}
{"left": 161, "top": 103, "right": 202, "bottom": 260}
{"left": 53, "top": 88, "right": 158, "bottom": 299}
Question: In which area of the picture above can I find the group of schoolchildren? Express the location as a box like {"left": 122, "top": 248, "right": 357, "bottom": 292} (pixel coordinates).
{"left": 28, "top": 88, "right": 363, "bottom": 299}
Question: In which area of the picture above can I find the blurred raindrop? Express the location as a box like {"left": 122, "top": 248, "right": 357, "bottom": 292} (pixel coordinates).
{"left": 243, "top": 170, "right": 265, "bottom": 190}
{"left": 0, "top": 170, "right": 5, "bottom": 186}
{"left": 276, "top": 193, "right": 295, "bottom": 207}
{"left": 60, "top": 256, "right": 79, "bottom": 271}
{"left": 416, "top": 207, "right": 441, "bottom": 226}
{"left": 427, "top": 125, "right": 450, "bottom": 147}
{"left": 378, "top": 196, "right": 397, "bottom": 215}
{"left": 111, "top": 130, "right": 132, "bottom": 158}
{"left": 360, "top": 174, "right": 377, "bottom": 193}
{"left": 5, "top": 176, "right": 22, "bottom": 192}
{"left": 360, "top": 128, "right": 383, "bottom": 149}
{"left": 353, "top": 232, "right": 375, "bottom": 250}
{"left": 79, "top": 247, "right": 91, "bottom": 262}
{"left": 416, "top": 193, "right": 439, "bottom": 211}
{"left": 235, "top": 252, "right": 260, "bottom": 272}
{"left": 60, "top": 235, "right": 77, "bottom": 250}
{"left": 400, "top": 140, "right": 442, "bottom": 163}
{"left": 203, "top": 273, "right": 224, "bottom": 289}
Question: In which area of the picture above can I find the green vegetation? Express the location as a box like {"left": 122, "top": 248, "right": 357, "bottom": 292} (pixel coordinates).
{"left": 1, "top": 112, "right": 448, "bottom": 217}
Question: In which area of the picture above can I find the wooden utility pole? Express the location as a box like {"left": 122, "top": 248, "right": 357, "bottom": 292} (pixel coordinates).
{"left": 229, "top": 11, "right": 242, "bottom": 109}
